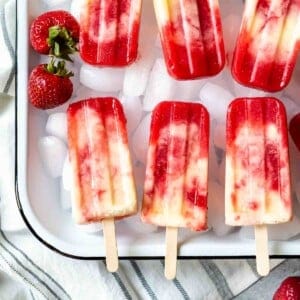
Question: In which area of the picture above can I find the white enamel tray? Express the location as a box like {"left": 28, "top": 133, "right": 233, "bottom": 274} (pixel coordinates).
{"left": 16, "top": 0, "right": 300, "bottom": 259}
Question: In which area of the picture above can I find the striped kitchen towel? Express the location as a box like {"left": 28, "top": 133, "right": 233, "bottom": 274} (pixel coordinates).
{"left": 0, "top": 0, "right": 294, "bottom": 299}
{"left": 0, "top": 227, "right": 291, "bottom": 300}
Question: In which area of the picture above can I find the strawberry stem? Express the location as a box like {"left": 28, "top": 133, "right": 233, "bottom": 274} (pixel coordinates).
{"left": 47, "top": 25, "right": 78, "bottom": 62}
{"left": 45, "top": 57, "right": 74, "bottom": 78}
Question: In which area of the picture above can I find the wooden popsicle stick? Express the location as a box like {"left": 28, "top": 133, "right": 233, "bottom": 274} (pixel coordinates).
{"left": 102, "top": 218, "right": 118, "bottom": 272}
{"left": 254, "top": 225, "right": 270, "bottom": 276}
{"left": 165, "top": 226, "right": 178, "bottom": 280}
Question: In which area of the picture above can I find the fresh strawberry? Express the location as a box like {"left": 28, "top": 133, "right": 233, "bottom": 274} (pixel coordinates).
{"left": 289, "top": 114, "right": 300, "bottom": 152}
{"left": 28, "top": 59, "right": 73, "bottom": 109}
{"left": 273, "top": 277, "right": 300, "bottom": 300}
{"left": 30, "top": 10, "right": 79, "bottom": 61}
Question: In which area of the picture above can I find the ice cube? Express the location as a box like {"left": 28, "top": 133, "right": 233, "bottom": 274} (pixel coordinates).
{"left": 239, "top": 215, "right": 300, "bottom": 241}
{"left": 70, "top": 0, "right": 84, "bottom": 22}
{"left": 155, "top": 34, "right": 162, "bottom": 49}
{"left": 119, "top": 94, "right": 143, "bottom": 135}
{"left": 38, "top": 136, "right": 68, "bottom": 178}
{"left": 71, "top": 85, "right": 112, "bottom": 104}
{"left": 80, "top": 64, "right": 125, "bottom": 93}
{"left": 28, "top": 0, "right": 46, "bottom": 19}
{"left": 219, "top": 0, "right": 244, "bottom": 18}
{"left": 41, "top": 0, "right": 71, "bottom": 10}
{"left": 132, "top": 160, "right": 146, "bottom": 192}
{"left": 123, "top": 214, "right": 157, "bottom": 234}
{"left": 46, "top": 113, "right": 67, "bottom": 143}
{"left": 143, "top": 59, "right": 177, "bottom": 111}
{"left": 132, "top": 114, "right": 151, "bottom": 163}
{"left": 199, "top": 82, "right": 234, "bottom": 122}
{"left": 213, "top": 122, "right": 226, "bottom": 151}
{"left": 62, "top": 154, "right": 72, "bottom": 191}
{"left": 39, "top": 56, "right": 50, "bottom": 65}
{"left": 217, "top": 156, "right": 225, "bottom": 187}
{"left": 210, "top": 68, "right": 234, "bottom": 92}
{"left": 46, "top": 101, "right": 70, "bottom": 115}
{"left": 208, "top": 181, "right": 234, "bottom": 236}
{"left": 76, "top": 223, "right": 103, "bottom": 234}
{"left": 174, "top": 79, "right": 207, "bottom": 101}
{"left": 123, "top": 44, "right": 156, "bottom": 96}
{"left": 284, "top": 78, "right": 300, "bottom": 103}
{"left": 233, "top": 81, "right": 266, "bottom": 98}
{"left": 68, "top": 63, "right": 80, "bottom": 95}
{"left": 222, "top": 14, "right": 242, "bottom": 66}
{"left": 208, "top": 134, "right": 220, "bottom": 182}
{"left": 60, "top": 179, "right": 72, "bottom": 211}
{"left": 73, "top": 52, "right": 84, "bottom": 66}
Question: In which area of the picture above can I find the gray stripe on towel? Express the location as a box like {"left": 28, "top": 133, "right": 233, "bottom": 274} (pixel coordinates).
{"left": 3, "top": 67, "right": 15, "bottom": 94}
{"left": 111, "top": 271, "right": 133, "bottom": 300}
{"left": 246, "top": 259, "right": 258, "bottom": 276}
{"left": 201, "top": 260, "right": 234, "bottom": 300}
{"left": 1, "top": 230, "right": 71, "bottom": 299}
{"left": 160, "top": 260, "right": 189, "bottom": 299}
{"left": 101, "top": 261, "right": 133, "bottom": 300}
{"left": 235, "top": 260, "right": 299, "bottom": 299}
{"left": 0, "top": 243, "right": 54, "bottom": 299}
{"left": 130, "top": 261, "right": 158, "bottom": 300}
{"left": 0, "top": 238, "right": 61, "bottom": 299}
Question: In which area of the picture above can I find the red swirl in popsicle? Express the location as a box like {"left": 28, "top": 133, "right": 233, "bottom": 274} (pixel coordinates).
{"left": 142, "top": 101, "right": 209, "bottom": 231}
{"left": 79, "top": 0, "right": 142, "bottom": 66}
{"left": 67, "top": 98, "right": 137, "bottom": 223}
{"left": 154, "top": 0, "right": 225, "bottom": 80}
{"left": 232, "top": 0, "right": 300, "bottom": 92}
{"left": 225, "top": 97, "right": 292, "bottom": 226}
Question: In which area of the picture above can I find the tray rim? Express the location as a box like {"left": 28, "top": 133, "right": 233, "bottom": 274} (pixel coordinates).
{"left": 14, "top": 0, "right": 300, "bottom": 260}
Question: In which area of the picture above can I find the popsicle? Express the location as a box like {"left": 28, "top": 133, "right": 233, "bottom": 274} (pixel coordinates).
{"left": 232, "top": 0, "right": 300, "bottom": 92}
{"left": 67, "top": 97, "right": 137, "bottom": 271}
{"left": 153, "top": 0, "right": 225, "bottom": 80}
{"left": 79, "top": 0, "right": 142, "bottom": 66}
{"left": 141, "top": 101, "right": 209, "bottom": 279}
{"left": 225, "top": 97, "right": 292, "bottom": 275}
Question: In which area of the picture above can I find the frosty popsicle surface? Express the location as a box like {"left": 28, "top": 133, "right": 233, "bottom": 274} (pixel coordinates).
{"left": 141, "top": 101, "right": 209, "bottom": 231}
{"left": 153, "top": 0, "right": 225, "bottom": 80}
{"left": 79, "top": 0, "right": 142, "bottom": 66}
{"left": 225, "top": 97, "right": 292, "bottom": 226}
{"left": 232, "top": 0, "right": 300, "bottom": 92}
{"left": 67, "top": 98, "right": 137, "bottom": 223}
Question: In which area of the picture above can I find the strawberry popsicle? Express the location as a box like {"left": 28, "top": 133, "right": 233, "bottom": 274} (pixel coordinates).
{"left": 153, "top": 0, "right": 225, "bottom": 80}
{"left": 225, "top": 97, "right": 292, "bottom": 276}
{"left": 142, "top": 101, "right": 209, "bottom": 231}
{"left": 67, "top": 98, "right": 137, "bottom": 224}
{"left": 67, "top": 97, "right": 137, "bottom": 271}
{"left": 79, "top": 0, "right": 142, "bottom": 66}
{"left": 225, "top": 97, "right": 291, "bottom": 226}
{"left": 232, "top": 0, "right": 300, "bottom": 92}
{"left": 141, "top": 101, "right": 209, "bottom": 279}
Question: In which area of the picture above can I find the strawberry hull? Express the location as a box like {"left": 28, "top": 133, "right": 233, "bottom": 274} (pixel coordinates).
{"left": 142, "top": 101, "right": 209, "bottom": 231}
{"left": 232, "top": 0, "right": 300, "bottom": 92}
{"left": 79, "top": 0, "right": 142, "bottom": 66}
{"left": 30, "top": 10, "right": 79, "bottom": 55}
{"left": 154, "top": 0, "right": 225, "bottom": 80}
